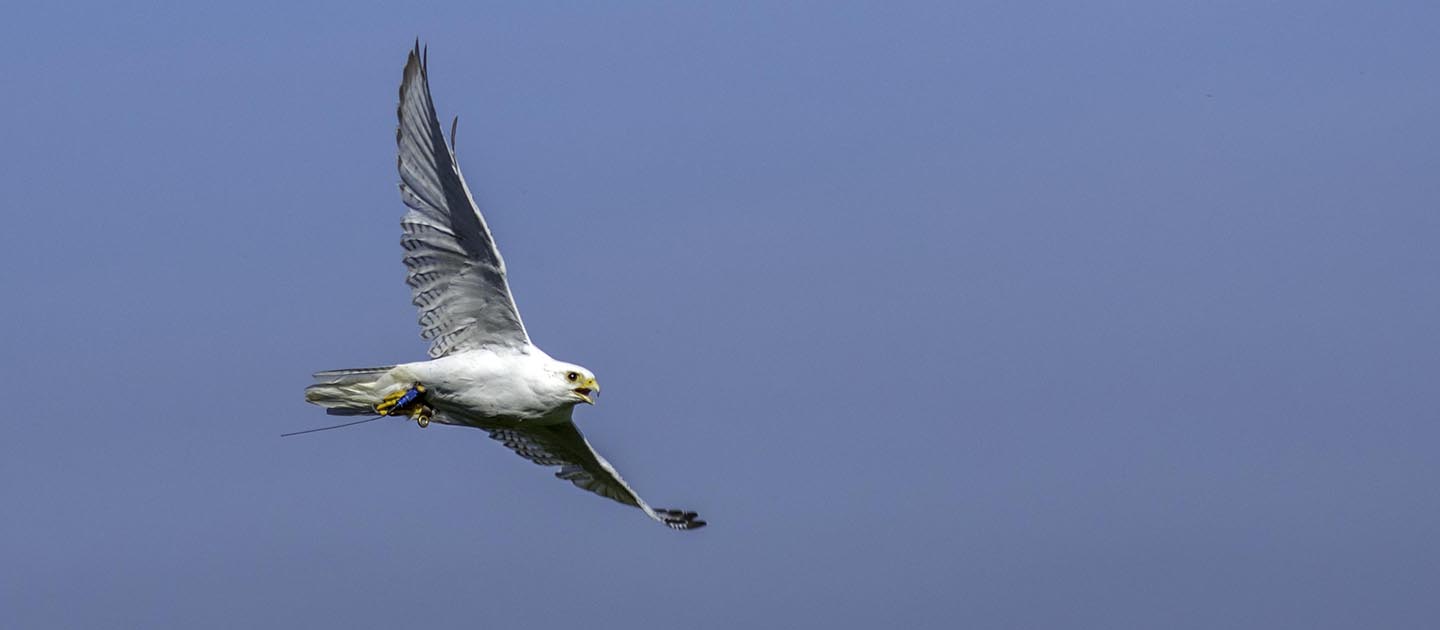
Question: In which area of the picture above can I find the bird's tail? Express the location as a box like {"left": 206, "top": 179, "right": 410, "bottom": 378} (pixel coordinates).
{"left": 304, "top": 366, "right": 399, "bottom": 416}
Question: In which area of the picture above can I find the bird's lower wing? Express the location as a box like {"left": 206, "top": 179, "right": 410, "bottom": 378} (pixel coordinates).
{"left": 438, "top": 411, "right": 705, "bottom": 530}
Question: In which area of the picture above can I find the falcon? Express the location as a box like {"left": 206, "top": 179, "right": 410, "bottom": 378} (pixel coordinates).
{"left": 303, "top": 43, "right": 706, "bottom": 531}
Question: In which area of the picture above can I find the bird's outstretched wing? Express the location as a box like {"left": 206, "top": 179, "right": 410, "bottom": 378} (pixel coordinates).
{"left": 397, "top": 42, "right": 529, "bottom": 357}
{"left": 436, "top": 411, "right": 705, "bottom": 530}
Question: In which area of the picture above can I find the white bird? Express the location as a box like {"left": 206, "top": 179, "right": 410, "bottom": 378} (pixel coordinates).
{"left": 304, "top": 42, "right": 705, "bottom": 531}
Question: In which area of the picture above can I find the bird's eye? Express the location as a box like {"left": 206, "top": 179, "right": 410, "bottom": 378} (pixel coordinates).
{"left": 566, "top": 372, "right": 579, "bottom": 382}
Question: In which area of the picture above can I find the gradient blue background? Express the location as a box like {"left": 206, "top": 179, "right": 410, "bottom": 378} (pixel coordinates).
{"left": 3, "top": 2, "right": 1438, "bottom": 628}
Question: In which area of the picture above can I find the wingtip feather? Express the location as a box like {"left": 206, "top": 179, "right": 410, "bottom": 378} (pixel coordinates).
{"left": 655, "top": 508, "right": 707, "bottom": 531}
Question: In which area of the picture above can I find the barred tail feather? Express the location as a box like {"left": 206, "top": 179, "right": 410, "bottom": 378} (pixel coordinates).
{"left": 312, "top": 366, "right": 394, "bottom": 382}
{"left": 305, "top": 365, "right": 398, "bottom": 416}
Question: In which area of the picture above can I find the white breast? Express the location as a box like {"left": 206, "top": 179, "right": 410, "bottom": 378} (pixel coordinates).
{"left": 396, "top": 347, "right": 565, "bottom": 422}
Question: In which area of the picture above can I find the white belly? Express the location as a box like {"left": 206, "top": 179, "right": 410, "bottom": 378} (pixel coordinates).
{"left": 392, "top": 348, "right": 567, "bottom": 423}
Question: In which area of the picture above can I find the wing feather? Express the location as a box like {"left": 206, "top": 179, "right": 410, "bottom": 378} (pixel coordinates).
{"left": 397, "top": 43, "right": 529, "bottom": 356}
{"left": 437, "top": 412, "right": 705, "bottom": 531}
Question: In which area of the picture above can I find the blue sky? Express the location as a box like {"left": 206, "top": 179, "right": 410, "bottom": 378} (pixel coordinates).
{"left": 2, "top": 2, "right": 1438, "bottom": 628}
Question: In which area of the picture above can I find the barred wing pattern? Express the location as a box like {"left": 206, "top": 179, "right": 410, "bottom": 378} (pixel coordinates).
{"left": 398, "top": 43, "right": 530, "bottom": 356}
{"left": 438, "top": 412, "right": 705, "bottom": 530}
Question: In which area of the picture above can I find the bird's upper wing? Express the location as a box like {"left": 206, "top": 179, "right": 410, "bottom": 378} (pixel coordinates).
{"left": 436, "top": 411, "right": 705, "bottom": 530}
{"left": 397, "top": 43, "right": 529, "bottom": 357}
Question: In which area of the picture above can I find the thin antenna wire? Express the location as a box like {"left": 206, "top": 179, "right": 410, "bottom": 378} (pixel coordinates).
{"left": 281, "top": 415, "right": 384, "bottom": 438}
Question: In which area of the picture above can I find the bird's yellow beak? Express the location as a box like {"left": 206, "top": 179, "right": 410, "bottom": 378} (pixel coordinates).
{"left": 572, "top": 377, "right": 600, "bottom": 405}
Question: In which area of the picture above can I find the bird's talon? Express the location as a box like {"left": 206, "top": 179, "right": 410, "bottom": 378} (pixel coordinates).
{"left": 375, "top": 383, "right": 428, "bottom": 417}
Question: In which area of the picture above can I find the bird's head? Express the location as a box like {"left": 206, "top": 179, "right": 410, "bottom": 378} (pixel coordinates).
{"left": 551, "top": 362, "right": 600, "bottom": 406}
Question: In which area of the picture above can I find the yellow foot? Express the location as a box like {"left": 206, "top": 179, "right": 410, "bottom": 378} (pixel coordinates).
{"left": 375, "top": 383, "right": 427, "bottom": 417}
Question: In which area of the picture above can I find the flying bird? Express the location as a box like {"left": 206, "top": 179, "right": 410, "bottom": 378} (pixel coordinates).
{"left": 304, "top": 43, "right": 705, "bottom": 531}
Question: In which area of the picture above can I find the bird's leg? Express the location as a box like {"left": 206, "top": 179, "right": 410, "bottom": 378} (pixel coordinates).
{"left": 374, "top": 383, "right": 436, "bottom": 428}
{"left": 375, "top": 383, "right": 427, "bottom": 417}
